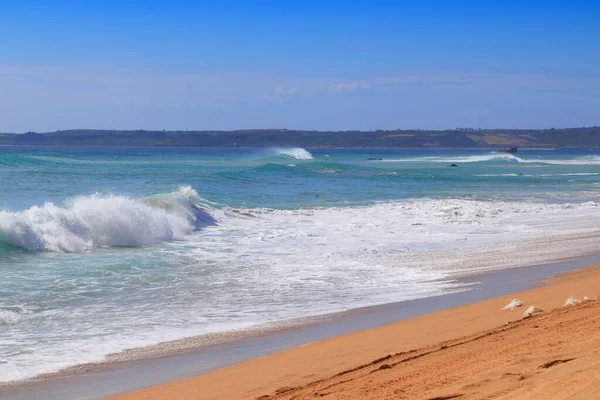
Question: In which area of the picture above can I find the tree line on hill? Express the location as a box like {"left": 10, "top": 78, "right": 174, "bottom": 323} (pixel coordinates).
{"left": 0, "top": 127, "right": 599, "bottom": 148}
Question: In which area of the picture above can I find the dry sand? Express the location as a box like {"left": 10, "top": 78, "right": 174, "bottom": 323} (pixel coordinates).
{"left": 110, "top": 265, "right": 600, "bottom": 400}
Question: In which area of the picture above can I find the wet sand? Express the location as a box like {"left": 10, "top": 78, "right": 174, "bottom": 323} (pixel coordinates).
{"left": 110, "top": 264, "right": 600, "bottom": 400}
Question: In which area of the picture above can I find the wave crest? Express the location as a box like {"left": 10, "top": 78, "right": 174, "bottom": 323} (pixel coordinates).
{"left": 0, "top": 186, "right": 214, "bottom": 252}
{"left": 272, "top": 147, "right": 313, "bottom": 160}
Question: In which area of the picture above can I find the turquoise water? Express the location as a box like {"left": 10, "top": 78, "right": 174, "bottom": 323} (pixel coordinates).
{"left": 2, "top": 147, "right": 599, "bottom": 211}
{"left": 1, "top": 146, "right": 599, "bottom": 382}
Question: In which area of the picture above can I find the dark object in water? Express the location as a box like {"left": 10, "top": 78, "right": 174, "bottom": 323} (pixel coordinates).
{"left": 450, "top": 163, "right": 458, "bottom": 167}
{"left": 367, "top": 157, "right": 383, "bottom": 160}
{"left": 498, "top": 147, "right": 518, "bottom": 154}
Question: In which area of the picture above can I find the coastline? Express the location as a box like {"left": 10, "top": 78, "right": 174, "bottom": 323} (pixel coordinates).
{"left": 2, "top": 255, "right": 600, "bottom": 400}
{"left": 2, "top": 146, "right": 600, "bottom": 399}
{"left": 110, "top": 261, "right": 600, "bottom": 400}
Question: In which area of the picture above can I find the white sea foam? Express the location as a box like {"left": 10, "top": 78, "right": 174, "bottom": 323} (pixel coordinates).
{"left": 0, "top": 186, "right": 208, "bottom": 252}
{"left": 209, "top": 198, "right": 600, "bottom": 281}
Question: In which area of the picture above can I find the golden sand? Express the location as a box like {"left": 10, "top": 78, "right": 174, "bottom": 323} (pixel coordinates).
{"left": 110, "top": 266, "right": 600, "bottom": 400}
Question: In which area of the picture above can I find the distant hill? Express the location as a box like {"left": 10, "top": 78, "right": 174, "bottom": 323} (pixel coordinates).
{"left": 1, "top": 127, "right": 599, "bottom": 148}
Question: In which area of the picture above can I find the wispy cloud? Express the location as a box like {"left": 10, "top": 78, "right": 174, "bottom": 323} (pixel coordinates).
{"left": 262, "top": 85, "right": 297, "bottom": 102}
{"left": 274, "top": 85, "right": 296, "bottom": 96}
{"left": 328, "top": 82, "right": 372, "bottom": 93}
{"left": 1, "top": 63, "right": 598, "bottom": 132}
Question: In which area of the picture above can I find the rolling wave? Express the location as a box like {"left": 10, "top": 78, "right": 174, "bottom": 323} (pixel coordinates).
{"left": 0, "top": 186, "right": 215, "bottom": 252}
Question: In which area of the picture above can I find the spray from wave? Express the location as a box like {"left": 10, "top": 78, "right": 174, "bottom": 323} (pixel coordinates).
{"left": 0, "top": 186, "right": 215, "bottom": 252}
{"left": 272, "top": 147, "right": 313, "bottom": 160}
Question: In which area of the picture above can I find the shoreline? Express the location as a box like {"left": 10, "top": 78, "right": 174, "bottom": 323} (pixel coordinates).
{"left": 111, "top": 261, "right": 600, "bottom": 400}
{"left": 2, "top": 254, "right": 600, "bottom": 400}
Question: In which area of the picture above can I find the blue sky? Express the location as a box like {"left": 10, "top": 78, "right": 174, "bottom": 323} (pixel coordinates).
{"left": 1, "top": 0, "right": 599, "bottom": 132}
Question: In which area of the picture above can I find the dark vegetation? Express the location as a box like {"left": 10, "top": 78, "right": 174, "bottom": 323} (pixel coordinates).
{"left": 0, "top": 127, "right": 599, "bottom": 148}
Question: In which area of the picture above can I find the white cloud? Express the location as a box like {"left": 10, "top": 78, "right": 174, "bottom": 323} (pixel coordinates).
{"left": 328, "top": 82, "right": 372, "bottom": 93}
{"left": 274, "top": 85, "right": 296, "bottom": 96}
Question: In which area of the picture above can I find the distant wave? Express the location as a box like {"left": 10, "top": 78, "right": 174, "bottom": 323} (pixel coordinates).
{"left": 477, "top": 172, "right": 600, "bottom": 177}
{"left": 475, "top": 173, "right": 522, "bottom": 177}
{"left": 378, "top": 153, "right": 600, "bottom": 165}
{"left": 271, "top": 147, "right": 313, "bottom": 160}
{"left": 531, "top": 155, "right": 600, "bottom": 165}
{"left": 0, "top": 186, "right": 215, "bottom": 252}
{"left": 377, "top": 153, "right": 519, "bottom": 163}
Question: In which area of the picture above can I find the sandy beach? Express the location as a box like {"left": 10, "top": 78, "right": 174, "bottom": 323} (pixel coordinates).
{"left": 109, "top": 265, "right": 600, "bottom": 400}
{"left": 4, "top": 1, "right": 600, "bottom": 398}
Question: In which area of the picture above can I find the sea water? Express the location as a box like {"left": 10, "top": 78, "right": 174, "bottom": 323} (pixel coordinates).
{"left": 0, "top": 146, "right": 599, "bottom": 382}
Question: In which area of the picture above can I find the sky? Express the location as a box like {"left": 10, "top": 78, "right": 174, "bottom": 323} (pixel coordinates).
{"left": 1, "top": 0, "right": 599, "bottom": 132}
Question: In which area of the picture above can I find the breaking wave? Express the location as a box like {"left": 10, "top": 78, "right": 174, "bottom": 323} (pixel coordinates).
{"left": 271, "top": 147, "right": 313, "bottom": 160}
{"left": 476, "top": 172, "right": 600, "bottom": 177}
{"left": 379, "top": 154, "right": 600, "bottom": 165}
{"left": 0, "top": 186, "right": 215, "bottom": 252}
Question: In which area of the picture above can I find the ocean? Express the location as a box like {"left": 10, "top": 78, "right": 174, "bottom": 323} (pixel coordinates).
{"left": 1, "top": 146, "right": 599, "bottom": 383}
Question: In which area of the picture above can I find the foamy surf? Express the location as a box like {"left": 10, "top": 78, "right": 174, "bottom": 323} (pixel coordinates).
{"left": 3, "top": 196, "right": 600, "bottom": 383}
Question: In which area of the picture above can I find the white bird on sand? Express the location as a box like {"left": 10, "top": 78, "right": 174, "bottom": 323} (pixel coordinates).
{"left": 501, "top": 299, "right": 523, "bottom": 310}
{"left": 523, "top": 305, "right": 544, "bottom": 318}
{"left": 565, "top": 295, "right": 598, "bottom": 305}
{"left": 564, "top": 296, "right": 582, "bottom": 306}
